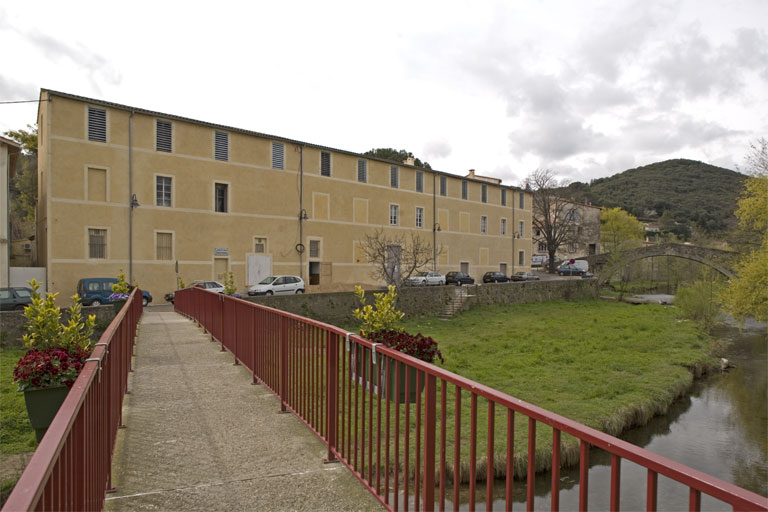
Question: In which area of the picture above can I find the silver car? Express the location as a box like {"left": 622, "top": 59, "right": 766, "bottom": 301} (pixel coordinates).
{"left": 407, "top": 271, "right": 446, "bottom": 286}
{"left": 248, "top": 276, "right": 305, "bottom": 296}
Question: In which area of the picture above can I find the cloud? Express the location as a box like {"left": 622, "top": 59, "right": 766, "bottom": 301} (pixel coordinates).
{"left": 423, "top": 139, "right": 452, "bottom": 159}
{"left": 0, "top": 76, "right": 37, "bottom": 100}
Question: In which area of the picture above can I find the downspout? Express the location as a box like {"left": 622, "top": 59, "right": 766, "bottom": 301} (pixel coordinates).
{"left": 298, "top": 145, "right": 305, "bottom": 281}
{"left": 432, "top": 172, "right": 437, "bottom": 271}
{"left": 511, "top": 189, "right": 516, "bottom": 274}
{"left": 128, "top": 110, "right": 134, "bottom": 283}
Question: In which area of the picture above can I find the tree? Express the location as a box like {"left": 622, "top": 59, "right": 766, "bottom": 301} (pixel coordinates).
{"left": 719, "top": 139, "right": 768, "bottom": 322}
{"left": 4, "top": 125, "right": 38, "bottom": 238}
{"left": 599, "top": 207, "right": 645, "bottom": 299}
{"left": 362, "top": 148, "right": 432, "bottom": 169}
{"left": 526, "top": 169, "right": 580, "bottom": 273}
{"left": 360, "top": 228, "right": 438, "bottom": 288}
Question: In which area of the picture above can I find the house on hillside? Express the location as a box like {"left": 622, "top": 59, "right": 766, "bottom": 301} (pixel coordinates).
{"left": 35, "top": 89, "right": 533, "bottom": 303}
{"left": 533, "top": 201, "right": 601, "bottom": 264}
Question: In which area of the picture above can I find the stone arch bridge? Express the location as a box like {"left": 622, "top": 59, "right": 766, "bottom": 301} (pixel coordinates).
{"left": 585, "top": 243, "right": 740, "bottom": 279}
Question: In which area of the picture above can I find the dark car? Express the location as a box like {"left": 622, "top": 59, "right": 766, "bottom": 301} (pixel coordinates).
{"left": 482, "top": 272, "right": 510, "bottom": 283}
{"left": 164, "top": 292, "right": 175, "bottom": 304}
{"left": 77, "top": 278, "right": 153, "bottom": 307}
{"left": 0, "top": 287, "right": 34, "bottom": 311}
{"left": 557, "top": 264, "right": 586, "bottom": 277}
{"left": 445, "top": 271, "right": 475, "bottom": 286}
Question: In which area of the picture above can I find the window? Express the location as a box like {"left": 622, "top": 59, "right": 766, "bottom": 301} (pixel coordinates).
{"left": 389, "top": 204, "right": 399, "bottom": 225}
{"left": 481, "top": 184, "right": 487, "bottom": 203}
{"left": 416, "top": 207, "right": 424, "bottom": 228}
{"left": 215, "top": 131, "right": 228, "bottom": 161}
{"left": 309, "top": 239, "right": 320, "bottom": 258}
{"left": 390, "top": 166, "right": 399, "bottom": 188}
{"left": 501, "top": 189, "right": 507, "bottom": 206}
{"left": 566, "top": 209, "right": 580, "bottom": 223}
{"left": 320, "top": 151, "right": 331, "bottom": 176}
{"left": 156, "top": 176, "right": 172, "bottom": 207}
{"left": 538, "top": 242, "right": 547, "bottom": 251}
{"left": 254, "top": 237, "right": 266, "bottom": 253}
{"left": 519, "top": 192, "right": 525, "bottom": 209}
{"left": 440, "top": 176, "right": 447, "bottom": 196}
{"left": 568, "top": 242, "right": 577, "bottom": 253}
{"left": 518, "top": 251, "right": 525, "bottom": 266}
{"left": 416, "top": 171, "right": 423, "bottom": 193}
{"left": 501, "top": 218, "right": 507, "bottom": 236}
{"left": 156, "top": 120, "right": 172, "bottom": 152}
{"left": 156, "top": 232, "right": 173, "bottom": 260}
{"left": 481, "top": 216, "right": 487, "bottom": 233}
{"left": 357, "top": 159, "right": 367, "bottom": 183}
{"left": 519, "top": 221, "right": 524, "bottom": 237}
{"left": 272, "top": 142, "right": 284, "bottom": 169}
{"left": 462, "top": 180, "right": 468, "bottom": 200}
{"left": 88, "top": 229, "right": 106, "bottom": 259}
{"left": 215, "top": 183, "right": 228, "bottom": 212}
{"left": 87, "top": 106, "right": 106, "bottom": 142}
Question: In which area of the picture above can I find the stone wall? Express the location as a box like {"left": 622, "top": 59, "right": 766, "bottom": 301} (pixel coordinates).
{"left": 244, "top": 279, "right": 597, "bottom": 327}
{"left": 0, "top": 306, "right": 116, "bottom": 348}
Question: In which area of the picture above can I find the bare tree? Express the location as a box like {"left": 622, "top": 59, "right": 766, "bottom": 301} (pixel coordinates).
{"left": 361, "top": 228, "right": 439, "bottom": 288}
{"left": 526, "top": 169, "right": 580, "bottom": 273}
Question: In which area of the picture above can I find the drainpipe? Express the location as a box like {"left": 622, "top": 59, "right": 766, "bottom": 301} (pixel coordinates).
{"left": 128, "top": 110, "right": 134, "bottom": 283}
{"left": 432, "top": 173, "right": 437, "bottom": 271}
{"left": 298, "top": 145, "right": 305, "bottom": 281}
{"left": 511, "top": 190, "right": 516, "bottom": 274}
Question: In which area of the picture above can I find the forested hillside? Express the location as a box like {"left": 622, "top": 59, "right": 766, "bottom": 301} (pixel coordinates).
{"left": 564, "top": 159, "right": 746, "bottom": 238}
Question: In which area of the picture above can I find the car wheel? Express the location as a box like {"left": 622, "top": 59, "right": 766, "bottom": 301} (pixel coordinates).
{"left": 420, "top": 280, "right": 427, "bottom": 286}
{"left": 266, "top": 291, "right": 273, "bottom": 296}
{"left": 91, "top": 299, "right": 102, "bottom": 306}
{"left": 14, "top": 304, "right": 26, "bottom": 311}
{"left": 142, "top": 297, "right": 148, "bottom": 307}
{"left": 295, "top": 289, "right": 304, "bottom": 294}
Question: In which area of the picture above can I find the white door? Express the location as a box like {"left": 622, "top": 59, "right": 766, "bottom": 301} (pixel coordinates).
{"left": 247, "top": 254, "right": 272, "bottom": 286}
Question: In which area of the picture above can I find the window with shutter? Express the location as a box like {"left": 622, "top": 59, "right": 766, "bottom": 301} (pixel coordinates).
{"left": 390, "top": 166, "right": 399, "bottom": 188}
{"left": 156, "top": 120, "right": 172, "bottom": 152}
{"left": 88, "top": 229, "right": 107, "bottom": 258}
{"left": 309, "top": 240, "right": 320, "bottom": 258}
{"left": 415, "top": 171, "right": 424, "bottom": 192}
{"left": 482, "top": 184, "right": 487, "bottom": 203}
{"left": 481, "top": 216, "right": 487, "bottom": 233}
{"left": 519, "top": 221, "right": 524, "bottom": 237}
{"left": 389, "top": 204, "right": 398, "bottom": 225}
{"left": 501, "top": 218, "right": 507, "bottom": 235}
{"left": 519, "top": 192, "right": 525, "bottom": 209}
{"left": 88, "top": 107, "right": 106, "bottom": 142}
{"left": 501, "top": 189, "right": 507, "bottom": 206}
{"left": 440, "top": 176, "right": 447, "bottom": 196}
{"left": 462, "top": 181, "right": 468, "bottom": 200}
{"left": 215, "top": 183, "right": 228, "bottom": 212}
{"left": 156, "top": 232, "right": 173, "bottom": 260}
{"left": 416, "top": 207, "right": 424, "bottom": 228}
{"left": 320, "top": 151, "right": 331, "bottom": 176}
{"left": 357, "top": 159, "right": 367, "bottom": 183}
{"left": 215, "top": 131, "right": 229, "bottom": 161}
{"left": 272, "top": 142, "right": 284, "bottom": 169}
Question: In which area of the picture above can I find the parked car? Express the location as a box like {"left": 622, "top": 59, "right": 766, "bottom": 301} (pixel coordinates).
{"left": 164, "top": 292, "right": 175, "bottom": 304}
{"left": 192, "top": 280, "right": 226, "bottom": 293}
{"left": 557, "top": 264, "right": 587, "bottom": 277}
{"left": 482, "top": 272, "right": 510, "bottom": 283}
{"left": 407, "top": 271, "right": 445, "bottom": 286}
{"left": 77, "top": 278, "right": 153, "bottom": 306}
{"left": 510, "top": 271, "right": 540, "bottom": 281}
{"left": 445, "top": 271, "right": 475, "bottom": 286}
{"left": 248, "top": 276, "right": 305, "bottom": 296}
{"left": 0, "top": 287, "right": 34, "bottom": 311}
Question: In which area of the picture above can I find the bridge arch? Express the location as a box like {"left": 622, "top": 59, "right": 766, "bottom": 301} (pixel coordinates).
{"left": 585, "top": 243, "right": 739, "bottom": 279}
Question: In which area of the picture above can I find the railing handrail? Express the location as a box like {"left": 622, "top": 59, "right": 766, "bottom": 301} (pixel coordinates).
{"left": 3, "top": 288, "right": 143, "bottom": 511}
{"left": 175, "top": 287, "right": 768, "bottom": 511}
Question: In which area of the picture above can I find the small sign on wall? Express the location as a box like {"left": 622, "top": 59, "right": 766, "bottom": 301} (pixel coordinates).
{"left": 214, "top": 248, "right": 229, "bottom": 257}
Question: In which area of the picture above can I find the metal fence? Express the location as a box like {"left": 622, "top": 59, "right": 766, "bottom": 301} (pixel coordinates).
{"left": 175, "top": 288, "right": 767, "bottom": 512}
{"left": 3, "top": 290, "right": 143, "bottom": 511}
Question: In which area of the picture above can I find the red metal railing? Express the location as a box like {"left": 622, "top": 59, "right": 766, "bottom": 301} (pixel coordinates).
{"left": 3, "top": 289, "right": 143, "bottom": 512}
{"left": 175, "top": 288, "right": 767, "bottom": 512}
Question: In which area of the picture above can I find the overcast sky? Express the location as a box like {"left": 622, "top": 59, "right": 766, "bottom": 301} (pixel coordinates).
{"left": 2, "top": 0, "right": 766, "bottom": 186}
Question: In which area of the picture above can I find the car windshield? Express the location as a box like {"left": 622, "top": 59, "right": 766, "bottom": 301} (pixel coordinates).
{"left": 16, "top": 289, "right": 32, "bottom": 297}
{"left": 414, "top": 272, "right": 428, "bottom": 277}
{"left": 258, "top": 276, "right": 277, "bottom": 285}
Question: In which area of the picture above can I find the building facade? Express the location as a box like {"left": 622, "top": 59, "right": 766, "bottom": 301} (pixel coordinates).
{"left": 533, "top": 201, "right": 601, "bottom": 264}
{"left": 37, "top": 90, "right": 532, "bottom": 303}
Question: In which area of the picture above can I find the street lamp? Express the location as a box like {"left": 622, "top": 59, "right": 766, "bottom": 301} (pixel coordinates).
{"left": 433, "top": 222, "right": 441, "bottom": 271}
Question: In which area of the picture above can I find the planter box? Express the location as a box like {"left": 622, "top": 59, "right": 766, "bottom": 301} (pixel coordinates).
{"left": 353, "top": 347, "right": 424, "bottom": 404}
{"left": 23, "top": 386, "right": 69, "bottom": 442}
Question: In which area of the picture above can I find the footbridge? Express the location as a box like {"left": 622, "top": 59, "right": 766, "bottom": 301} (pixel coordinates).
{"left": 585, "top": 243, "right": 740, "bottom": 278}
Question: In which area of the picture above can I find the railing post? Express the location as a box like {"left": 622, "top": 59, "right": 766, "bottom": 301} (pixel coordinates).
{"left": 423, "top": 372, "right": 437, "bottom": 511}
{"left": 279, "top": 316, "right": 288, "bottom": 413}
{"left": 325, "top": 332, "right": 339, "bottom": 463}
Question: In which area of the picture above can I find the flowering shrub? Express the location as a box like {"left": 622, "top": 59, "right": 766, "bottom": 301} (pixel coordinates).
{"left": 111, "top": 268, "right": 130, "bottom": 295}
{"left": 23, "top": 280, "right": 95, "bottom": 351}
{"left": 13, "top": 346, "right": 90, "bottom": 391}
{"left": 368, "top": 330, "right": 444, "bottom": 364}
{"left": 224, "top": 271, "right": 238, "bottom": 295}
{"left": 354, "top": 285, "right": 405, "bottom": 337}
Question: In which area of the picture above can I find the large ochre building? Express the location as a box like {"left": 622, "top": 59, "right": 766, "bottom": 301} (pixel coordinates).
{"left": 36, "top": 90, "right": 532, "bottom": 303}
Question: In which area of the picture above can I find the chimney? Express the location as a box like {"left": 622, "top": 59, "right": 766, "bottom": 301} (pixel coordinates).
{"left": 404, "top": 156, "right": 415, "bottom": 166}
{"left": 467, "top": 169, "right": 476, "bottom": 178}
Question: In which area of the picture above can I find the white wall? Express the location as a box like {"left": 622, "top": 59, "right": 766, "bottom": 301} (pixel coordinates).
{"left": 11, "top": 267, "right": 47, "bottom": 293}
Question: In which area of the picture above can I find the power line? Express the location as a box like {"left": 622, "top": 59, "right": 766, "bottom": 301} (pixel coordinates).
{"left": 0, "top": 99, "right": 49, "bottom": 105}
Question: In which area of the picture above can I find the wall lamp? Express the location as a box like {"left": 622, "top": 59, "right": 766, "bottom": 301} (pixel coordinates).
{"left": 299, "top": 209, "right": 308, "bottom": 220}
{"left": 130, "top": 194, "right": 140, "bottom": 209}
{"left": 433, "top": 223, "right": 441, "bottom": 232}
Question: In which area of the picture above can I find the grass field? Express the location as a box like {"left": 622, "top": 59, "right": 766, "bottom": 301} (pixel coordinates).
{"left": 348, "top": 299, "right": 716, "bottom": 480}
{"left": 0, "top": 347, "right": 36, "bottom": 455}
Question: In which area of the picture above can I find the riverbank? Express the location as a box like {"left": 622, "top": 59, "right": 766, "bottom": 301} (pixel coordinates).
{"left": 399, "top": 299, "right": 719, "bottom": 481}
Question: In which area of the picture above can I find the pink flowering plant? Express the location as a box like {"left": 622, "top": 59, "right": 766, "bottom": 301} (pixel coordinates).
{"left": 13, "top": 280, "right": 95, "bottom": 391}
{"left": 368, "top": 330, "right": 444, "bottom": 364}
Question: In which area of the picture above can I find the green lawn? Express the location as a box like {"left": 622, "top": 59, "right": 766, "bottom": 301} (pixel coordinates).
{"left": 0, "top": 347, "right": 37, "bottom": 454}
{"left": 348, "top": 299, "right": 715, "bottom": 480}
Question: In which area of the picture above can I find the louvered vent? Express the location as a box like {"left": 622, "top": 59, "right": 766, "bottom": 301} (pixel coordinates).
{"left": 156, "top": 120, "right": 172, "bottom": 152}
{"left": 215, "top": 131, "right": 229, "bottom": 161}
{"left": 320, "top": 151, "right": 331, "bottom": 176}
{"left": 357, "top": 159, "right": 367, "bottom": 182}
{"left": 88, "top": 107, "right": 107, "bottom": 142}
{"left": 272, "top": 142, "right": 284, "bottom": 169}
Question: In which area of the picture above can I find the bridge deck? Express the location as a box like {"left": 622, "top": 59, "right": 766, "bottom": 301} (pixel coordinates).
{"left": 105, "top": 311, "right": 382, "bottom": 511}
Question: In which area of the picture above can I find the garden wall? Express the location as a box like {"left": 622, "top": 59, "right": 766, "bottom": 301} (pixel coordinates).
{"left": 244, "top": 279, "right": 598, "bottom": 327}
{"left": 0, "top": 306, "right": 116, "bottom": 348}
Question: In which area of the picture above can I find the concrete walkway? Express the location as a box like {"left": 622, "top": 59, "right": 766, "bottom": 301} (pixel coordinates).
{"left": 105, "top": 311, "right": 382, "bottom": 512}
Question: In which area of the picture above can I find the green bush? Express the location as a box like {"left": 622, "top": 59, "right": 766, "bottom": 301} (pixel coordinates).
{"left": 675, "top": 276, "right": 724, "bottom": 332}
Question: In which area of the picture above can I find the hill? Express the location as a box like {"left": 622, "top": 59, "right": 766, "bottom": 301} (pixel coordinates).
{"left": 564, "top": 159, "right": 746, "bottom": 238}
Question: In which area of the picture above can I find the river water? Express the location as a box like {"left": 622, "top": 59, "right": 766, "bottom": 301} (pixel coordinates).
{"left": 447, "top": 311, "right": 768, "bottom": 510}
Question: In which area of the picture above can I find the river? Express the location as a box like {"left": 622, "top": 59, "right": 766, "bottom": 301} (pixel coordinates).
{"left": 448, "top": 310, "right": 768, "bottom": 510}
